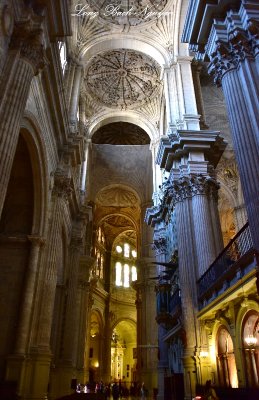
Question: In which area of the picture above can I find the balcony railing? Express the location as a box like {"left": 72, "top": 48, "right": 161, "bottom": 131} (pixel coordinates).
{"left": 197, "top": 222, "right": 254, "bottom": 305}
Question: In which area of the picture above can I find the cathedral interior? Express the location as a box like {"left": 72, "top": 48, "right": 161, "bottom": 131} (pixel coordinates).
{"left": 0, "top": 0, "right": 258, "bottom": 399}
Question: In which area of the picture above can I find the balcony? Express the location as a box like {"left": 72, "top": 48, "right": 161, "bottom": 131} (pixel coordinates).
{"left": 197, "top": 223, "right": 255, "bottom": 309}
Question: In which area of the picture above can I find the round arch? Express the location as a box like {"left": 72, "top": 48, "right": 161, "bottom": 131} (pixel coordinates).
{"left": 21, "top": 112, "right": 49, "bottom": 236}
{"left": 88, "top": 110, "right": 159, "bottom": 142}
{"left": 79, "top": 35, "right": 170, "bottom": 67}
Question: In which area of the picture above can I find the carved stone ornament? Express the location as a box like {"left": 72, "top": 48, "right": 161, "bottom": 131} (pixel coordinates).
{"left": 53, "top": 171, "right": 73, "bottom": 200}
{"left": 168, "top": 175, "right": 219, "bottom": 204}
{"left": 96, "top": 186, "right": 139, "bottom": 207}
{"left": 85, "top": 0, "right": 168, "bottom": 26}
{"left": 208, "top": 30, "right": 255, "bottom": 85}
{"left": 152, "top": 237, "right": 167, "bottom": 255}
{"left": 10, "top": 18, "right": 47, "bottom": 74}
{"left": 85, "top": 49, "right": 161, "bottom": 109}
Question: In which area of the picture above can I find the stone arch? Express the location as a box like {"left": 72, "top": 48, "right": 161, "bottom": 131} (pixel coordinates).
{"left": 21, "top": 112, "right": 49, "bottom": 236}
{"left": 80, "top": 35, "right": 170, "bottom": 67}
{"left": 89, "top": 309, "right": 105, "bottom": 382}
{"left": 96, "top": 184, "right": 141, "bottom": 210}
{"left": 215, "top": 324, "right": 238, "bottom": 388}
{"left": 88, "top": 110, "right": 159, "bottom": 142}
{"left": 235, "top": 300, "right": 259, "bottom": 386}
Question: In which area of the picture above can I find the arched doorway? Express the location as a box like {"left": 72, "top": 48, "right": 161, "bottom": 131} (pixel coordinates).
{"left": 0, "top": 134, "right": 34, "bottom": 379}
{"left": 216, "top": 326, "right": 238, "bottom": 388}
{"left": 89, "top": 311, "right": 103, "bottom": 385}
{"left": 242, "top": 311, "right": 259, "bottom": 387}
{"left": 111, "top": 320, "right": 137, "bottom": 387}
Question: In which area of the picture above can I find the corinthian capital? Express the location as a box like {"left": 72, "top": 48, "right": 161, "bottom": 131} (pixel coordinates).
{"left": 10, "top": 10, "right": 47, "bottom": 74}
{"left": 190, "top": 175, "right": 219, "bottom": 197}
{"left": 208, "top": 41, "right": 237, "bottom": 85}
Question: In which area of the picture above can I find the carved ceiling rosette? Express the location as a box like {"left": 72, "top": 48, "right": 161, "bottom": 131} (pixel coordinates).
{"left": 87, "top": 0, "right": 168, "bottom": 26}
{"left": 85, "top": 49, "right": 161, "bottom": 110}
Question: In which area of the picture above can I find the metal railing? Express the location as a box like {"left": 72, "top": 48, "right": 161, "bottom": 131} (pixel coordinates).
{"left": 198, "top": 222, "right": 254, "bottom": 300}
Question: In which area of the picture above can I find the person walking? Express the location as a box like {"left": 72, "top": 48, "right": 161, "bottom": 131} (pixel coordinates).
{"left": 204, "top": 380, "right": 219, "bottom": 400}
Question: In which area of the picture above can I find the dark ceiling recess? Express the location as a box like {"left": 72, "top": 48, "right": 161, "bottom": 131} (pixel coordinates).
{"left": 92, "top": 122, "right": 150, "bottom": 145}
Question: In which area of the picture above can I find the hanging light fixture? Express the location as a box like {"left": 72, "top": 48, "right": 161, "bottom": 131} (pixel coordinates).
{"left": 245, "top": 334, "right": 257, "bottom": 346}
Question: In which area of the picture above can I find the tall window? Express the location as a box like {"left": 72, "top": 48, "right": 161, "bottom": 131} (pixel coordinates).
{"left": 115, "top": 243, "right": 137, "bottom": 287}
{"left": 58, "top": 42, "right": 67, "bottom": 74}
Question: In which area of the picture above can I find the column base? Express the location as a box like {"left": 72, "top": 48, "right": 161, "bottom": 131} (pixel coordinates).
{"left": 48, "top": 363, "right": 79, "bottom": 400}
{"left": 5, "top": 351, "right": 52, "bottom": 400}
{"left": 183, "top": 354, "right": 198, "bottom": 400}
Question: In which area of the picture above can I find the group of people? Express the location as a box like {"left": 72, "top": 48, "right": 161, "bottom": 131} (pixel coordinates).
{"left": 76, "top": 380, "right": 149, "bottom": 399}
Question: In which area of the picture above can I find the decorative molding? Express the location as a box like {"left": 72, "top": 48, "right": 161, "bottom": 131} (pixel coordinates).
{"left": 10, "top": 11, "right": 48, "bottom": 74}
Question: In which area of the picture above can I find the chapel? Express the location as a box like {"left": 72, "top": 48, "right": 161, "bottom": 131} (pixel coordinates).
{"left": 0, "top": 1, "right": 258, "bottom": 399}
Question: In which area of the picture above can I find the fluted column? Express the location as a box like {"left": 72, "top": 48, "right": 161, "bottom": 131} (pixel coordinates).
{"left": 76, "top": 256, "right": 95, "bottom": 379}
{"left": 206, "top": 7, "right": 259, "bottom": 252}
{"left": 102, "top": 300, "right": 113, "bottom": 383}
{"left": 191, "top": 176, "right": 219, "bottom": 276}
{"left": 152, "top": 236, "right": 168, "bottom": 400}
{"left": 170, "top": 181, "right": 199, "bottom": 400}
{"left": 0, "top": 11, "right": 46, "bottom": 217}
{"left": 14, "top": 235, "right": 46, "bottom": 354}
{"left": 137, "top": 259, "right": 158, "bottom": 397}
{"left": 192, "top": 61, "right": 208, "bottom": 129}
{"left": 163, "top": 66, "right": 181, "bottom": 130}
{"left": 36, "top": 171, "right": 72, "bottom": 351}
{"left": 62, "top": 230, "right": 84, "bottom": 365}
{"left": 177, "top": 57, "right": 200, "bottom": 130}
{"left": 69, "top": 61, "right": 83, "bottom": 124}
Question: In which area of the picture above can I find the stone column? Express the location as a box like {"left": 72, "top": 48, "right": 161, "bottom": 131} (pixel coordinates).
{"left": 169, "top": 180, "right": 199, "bottom": 400}
{"left": 36, "top": 171, "right": 72, "bottom": 350}
{"left": 207, "top": 8, "right": 259, "bottom": 253}
{"left": 163, "top": 66, "right": 181, "bottom": 131}
{"left": 76, "top": 256, "right": 95, "bottom": 382}
{"left": 14, "top": 235, "right": 46, "bottom": 354}
{"left": 58, "top": 216, "right": 86, "bottom": 391}
{"left": 0, "top": 12, "right": 46, "bottom": 217}
{"left": 5, "top": 236, "right": 45, "bottom": 391}
{"left": 192, "top": 61, "right": 208, "bottom": 129}
{"left": 191, "top": 176, "right": 219, "bottom": 277}
{"left": 152, "top": 236, "right": 168, "bottom": 400}
{"left": 137, "top": 259, "right": 158, "bottom": 397}
{"left": 102, "top": 300, "right": 113, "bottom": 383}
{"left": 10, "top": 169, "right": 72, "bottom": 400}
{"left": 69, "top": 60, "right": 83, "bottom": 124}
{"left": 177, "top": 57, "right": 200, "bottom": 130}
